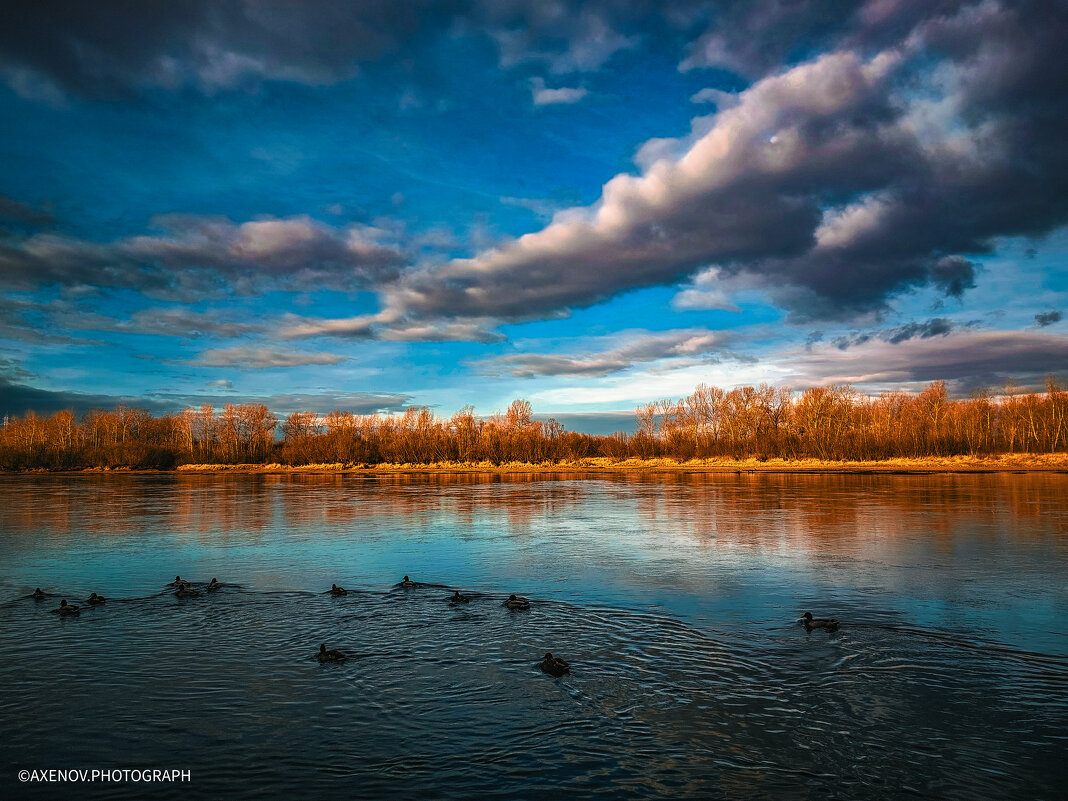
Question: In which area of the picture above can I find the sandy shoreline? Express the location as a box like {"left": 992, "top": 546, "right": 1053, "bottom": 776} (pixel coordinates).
{"left": 71, "top": 454, "right": 1068, "bottom": 475}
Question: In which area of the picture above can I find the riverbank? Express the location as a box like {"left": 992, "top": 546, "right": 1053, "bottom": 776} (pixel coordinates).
{"left": 164, "top": 454, "right": 1068, "bottom": 474}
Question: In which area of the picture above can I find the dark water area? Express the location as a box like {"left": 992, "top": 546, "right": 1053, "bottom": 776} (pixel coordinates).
{"left": 0, "top": 472, "right": 1065, "bottom": 800}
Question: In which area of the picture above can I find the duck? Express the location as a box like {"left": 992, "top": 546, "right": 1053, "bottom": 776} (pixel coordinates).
{"left": 504, "top": 594, "right": 531, "bottom": 611}
{"left": 207, "top": 578, "right": 221, "bottom": 592}
{"left": 539, "top": 652, "right": 570, "bottom": 677}
{"left": 169, "top": 575, "right": 190, "bottom": 589}
{"left": 801, "top": 612, "right": 839, "bottom": 632}
{"left": 399, "top": 575, "right": 416, "bottom": 588}
{"left": 329, "top": 583, "right": 348, "bottom": 596}
{"left": 450, "top": 590, "right": 471, "bottom": 604}
{"left": 174, "top": 585, "right": 200, "bottom": 599}
{"left": 53, "top": 599, "right": 80, "bottom": 616}
{"left": 86, "top": 592, "right": 106, "bottom": 605}
{"left": 318, "top": 644, "right": 347, "bottom": 663}
{"left": 31, "top": 587, "right": 46, "bottom": 600}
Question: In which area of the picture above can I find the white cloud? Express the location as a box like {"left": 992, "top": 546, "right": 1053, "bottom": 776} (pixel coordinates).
{"left": 530, "top": 77, "right": 588, "bottom": 105}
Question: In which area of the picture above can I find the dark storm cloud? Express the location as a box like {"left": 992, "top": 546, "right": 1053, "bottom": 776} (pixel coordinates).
{"left": 833, "top": 317, "right": 958, "bottom": 350}
{"left": 788, "top": 330, "right": 1068, "bottom": 391}
{"left": 0, "top": 215, "right": 405, "bottom": 299}
{"left": 0, "top": 376, "right": 412, "bottom": 418}
{"left": 0, "top": 194, "right": 53, "bottom": 226}
{"left": 473, "top": 329, "right": 732, "bottom": 378}
{"left": 0, "top": 0, "right": 693, "bottom": 99}
{"left": 363, "top": 0, "right": 1068, "bottom": 328}
{"left": 0, "top": 376, "right": 173, "bottom": 417}
{"left": 0, "top": 1, "right": 454, "bottom": 97}
{"left": 1034, "top": 310, "right": 1062, "bottom": 327}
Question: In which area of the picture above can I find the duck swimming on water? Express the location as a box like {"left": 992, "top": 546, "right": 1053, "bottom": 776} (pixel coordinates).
{"left": 539, "top": 652, "right": 570, "bottom": 677}
{"left": 31, "top": 588, "right": 45, "bottom": 600}
{"left": 174, "top": 585, "right": 200, "bottom": 599}
{"left": 207, "top": 578, "right": 221, "bottom": 592}
{"left": 450, "top": 590, "right": 470, "bottom": 604}
{"left": 86, "top": 592, "right": 106, "bottom": 605}
{"left": 318, "top": 644, "right": 347, "bottom": 663}
{"left": 53, "top": 600, "right": 80, "bottom": 616}
{"left": 399, "top": 575, "right": 416, "bottom": 588}
{"left": 801, "top": 612, "right": 839, "bottom": 632}
{"left": 169, "top": 575, "right": 190, "bottom": 588}
{"left": 330, "top": 583, "right": 348, "bottom": 596}
{"left": 504, "top": 594, "right": 530, "bottom": 611}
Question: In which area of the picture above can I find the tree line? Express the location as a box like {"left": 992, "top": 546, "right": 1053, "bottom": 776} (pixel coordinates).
{"left": 0, "top": 378, "right": 1065, "bottom": 471}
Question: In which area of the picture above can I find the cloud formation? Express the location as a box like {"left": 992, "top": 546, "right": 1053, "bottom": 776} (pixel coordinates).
{"left": 530, "top": 77, "right": 588, "bottom": 106}
{"left": 0, "top": 1, "right": 655, "bottom": 100}
{"left": 0, "top": 215, "right": 405, "bottom": 300}
{"left": 474, "top": 329, "right": 733, "bottom": 377}
{"left": 1034, "top": 310, "right": 1062, "bottom": 327}
{"left": 0, "top": 194, "right": 53, "bottom": 226}
{"left": 0, "top": 370, "right": 411, "bottom": 417}
{"left": 188, "top": 346, "right": 349, "bottom": 369}
{"left": 279, "top": 311, "right": 504, "bottom": 343}
{"left": 785, "top": 330, "right": 1068, "bottom": 390}
{"left": 832, "top": 317, "right": 958, "bottom": 349}
{"left": 365, "top": 0, "right": 1066, "bottom": 327}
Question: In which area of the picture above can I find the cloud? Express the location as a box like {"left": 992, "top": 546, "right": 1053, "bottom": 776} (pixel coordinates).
{"left": 0, "top": 194, "right": 53, "bottom": 226}
{"left": 0, "top": 1, "right": 650, "bottom": 99}
{"left": 0, "top": 376, "right": 174, "bottom": 417}
{"left": 671, "top": 267, "right": 741, "bottom": 311}
{"left": 0, "top": 374, "right": 411, "bottom": 418}
{"left": 490, "top": 6, "right": 640, "bottom": 74}
{"left": 1035, "top": 310, "right": 1062, "bottom": 327}
{"left": 530, "top": 77, "right": 588, "bottom": 105}
{"left": 0, "top": 296, "right": 100, "bottom": 345}
{"left": 689, "top": 87, "right": 740, "bottom": 108}
{"left": 355, "top": 1, "right": 1067, "bottom": 330}
{"left": 784, "top": 329, "right": 1068, "bottom": 390}
{"left": 145, "top": 390, "right": 413, "bottom": 417}
{"left": 0, "top": 2, "right": 445, "bottom": 97}
{"left": 278, "top": 311, "right": 505, "bottom": 343}
{"left": 0, "top": 214, "right": 405, "bottom": 300}
{"left": 187, "top": 346, "right": 349, "bottom": 369}
{"left": 46, "top": 304, "right": 265, "bottom": 339}
{"left": 473, "top": 329, "right": 733, "bottom": 377}
{"left": 832, "top": 317, "right": 957, "bottom": 349}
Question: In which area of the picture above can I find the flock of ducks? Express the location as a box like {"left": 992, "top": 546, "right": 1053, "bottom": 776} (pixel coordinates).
{"left": 29, "top": 575, "right": 841, "bottom": 676}
{"left": 320, "top": 577, "right": 551, "bottom": 669}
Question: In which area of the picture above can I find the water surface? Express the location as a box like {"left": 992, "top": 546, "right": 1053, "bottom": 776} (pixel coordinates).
{"left": 1, "top": 472, "right": 1065, "bottom": 799}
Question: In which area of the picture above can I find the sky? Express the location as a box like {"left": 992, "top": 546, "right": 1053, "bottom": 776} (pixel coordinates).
{"left": 1, "top": 0, "right": 1066, "bottom": 433}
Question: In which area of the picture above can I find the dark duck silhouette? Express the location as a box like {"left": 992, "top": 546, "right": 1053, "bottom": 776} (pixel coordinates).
{"left": 399, "top": 575, "right": 416, "bottom": 588}
{"left": 174, "top": 585, "right": 200, "bottom": 599}
{"left": 801, "top": 612, "right": 839, "bottom": 632}
{"left": 86, "top": 592, "right": 106, "bottom": 605}
{"left": 169, "top": 575, "right": 190, "bottom": 589}
{"left": 504, "top": 594, "right": 530, "bottom": 611}
{"left": 539, "top": 652, "right": 570, "bottom": 677}
{"left": 31, "top": 588, "right": 46, "bottom": 600}
{"left": 52, "top": 599, "right": 80, "bottom": 616}
{"left": 450, "top": 590, "right": 471, "bottom": 604}
{"left": 318, "top": 644, "right": 347, "bottom": 663}
{"left": 207, "top": 578, "right": 221, "bottom": 592}
{"left": 329, "top": 583, "right": 348, "bottom": 596}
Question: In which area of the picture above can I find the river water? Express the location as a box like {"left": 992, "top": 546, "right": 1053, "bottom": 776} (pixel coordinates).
{"left": 0, "top": 472, "right": 1065, "bottom": 799}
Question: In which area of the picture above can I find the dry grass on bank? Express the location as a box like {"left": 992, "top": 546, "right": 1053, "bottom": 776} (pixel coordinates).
{"left": 171, "top": 454, "right": 1068, "bottom": 474}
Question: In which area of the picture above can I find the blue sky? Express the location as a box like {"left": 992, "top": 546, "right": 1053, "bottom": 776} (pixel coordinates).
{"left": 1, "top": 1, "right": 1066, "bottom": 432}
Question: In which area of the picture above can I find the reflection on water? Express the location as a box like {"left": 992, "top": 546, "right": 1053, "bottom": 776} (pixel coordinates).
{"left": 0, "top": 473, "right": 1065, "bottom": 800}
